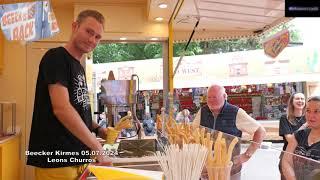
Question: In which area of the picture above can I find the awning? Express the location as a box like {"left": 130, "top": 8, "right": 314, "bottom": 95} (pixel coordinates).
{"left": 0, "top": 0, "right": 291, "bottom": 41}
{"left": 171, "top": 0, "right": 292, "bottom": 42}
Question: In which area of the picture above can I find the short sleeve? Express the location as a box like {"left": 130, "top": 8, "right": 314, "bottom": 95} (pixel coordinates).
{"left": 279, "top": 115, "right": 292, "bottom": 136}
{"left": 40, "top": 48, "right": 69, "bottom": 87}
{"left": 236, "top": 108, "right": 260, "bottom": 134}
{"left": 294, "top": 129, "right": 307, "bottom": 144}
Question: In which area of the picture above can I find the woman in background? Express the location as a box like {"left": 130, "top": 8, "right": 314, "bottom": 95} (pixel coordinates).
{"left": 282, "top": 96, "right": 320, "bottom": 180}
{"left": 279, "top": 93, "right": 307, "bottom": 179}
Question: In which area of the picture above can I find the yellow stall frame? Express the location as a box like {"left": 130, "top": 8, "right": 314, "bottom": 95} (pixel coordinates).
{"left": 0, "top": 133, "right": 20, "bottom": 180}
{"left": 0, "top": 31, "right": 4, "bottom": 75}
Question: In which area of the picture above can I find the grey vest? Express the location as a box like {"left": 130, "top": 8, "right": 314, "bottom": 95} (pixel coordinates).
{"left": 200, "top": 101, "right": 242, "bottom": 137}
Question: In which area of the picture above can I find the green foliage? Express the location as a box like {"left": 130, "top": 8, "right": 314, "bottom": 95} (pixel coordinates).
{"left": 173, "top": 42, "right": 203, "bottom": 56}
{"left": 93, "top": 43, "right": 162, "bottom": 63}
{"left": 93, "top": 22, "right": 302, "bottom": 64}
{"left": 262, "top": 21, "right": 302, "bottom": 43}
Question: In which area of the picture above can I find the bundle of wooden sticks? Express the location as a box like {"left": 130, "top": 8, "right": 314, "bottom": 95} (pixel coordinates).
{"left": 155, "top": 143, "right": 208, "bottom": 180}
{"left": 162, "top": 118, "right": 239, "bottom": 180}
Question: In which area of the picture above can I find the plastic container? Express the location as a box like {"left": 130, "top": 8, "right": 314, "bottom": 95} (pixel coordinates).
{"left": 0, "top": 101, "right": 16, "bottom": 137}
{"left": 206, "top": 162, "right": 233, "bottom": 180}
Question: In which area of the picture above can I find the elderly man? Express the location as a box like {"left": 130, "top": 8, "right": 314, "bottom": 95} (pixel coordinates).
{"left": 193, "top": 84, "right": 266, "bottom": 179}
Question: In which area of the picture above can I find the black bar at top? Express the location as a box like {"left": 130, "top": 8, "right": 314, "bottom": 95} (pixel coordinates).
{"left": 285, "top": 0, "right": 320, "bottom": 17}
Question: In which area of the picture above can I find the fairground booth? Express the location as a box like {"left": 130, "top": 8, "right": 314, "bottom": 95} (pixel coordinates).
{"left": 0, "top": 0, "right": 320, "bottom": 179}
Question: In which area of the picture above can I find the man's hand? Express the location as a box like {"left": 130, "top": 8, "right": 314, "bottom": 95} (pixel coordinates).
{"left": 97, "top": 127, "right": 108, "bottom": 139}
{"left": 95, "top": 151, "right": 113, "bottom": 166}
{"left": 233, "top": 153, "right": 251, "bottom": 165}
{"left": 98, "top": 127, "right": 120, "bottom": 144}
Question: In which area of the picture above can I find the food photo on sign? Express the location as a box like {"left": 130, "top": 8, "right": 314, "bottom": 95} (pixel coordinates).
{"left": 0, "top": 0, "right": 59, "bottom": 42}
{"left": 263, "top": 29, "right": 290, "bottom": 58}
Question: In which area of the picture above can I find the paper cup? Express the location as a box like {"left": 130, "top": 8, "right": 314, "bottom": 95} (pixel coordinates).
{"left": 106, "top": 127, "right": 120, "bottom": 144}
{"left": 206, "top": 162, "right": 233, "bottom": 180}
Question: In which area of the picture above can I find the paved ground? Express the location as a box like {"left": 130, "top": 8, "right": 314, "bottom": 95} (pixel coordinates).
{"left": 240, "top": 143, "right": 283, "bottom": 180}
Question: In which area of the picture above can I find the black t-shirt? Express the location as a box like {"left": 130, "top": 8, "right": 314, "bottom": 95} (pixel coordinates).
{"left": 293, "top": 129, "right": 320, "bottom": 179}
{"left": 279, "top": 114, "right": 306, "bottom": 151}
{"left": 294, "top": 129, "right": 320, "bottom": 160}
{"left": 27, "top": 47, "right": 93, "bottom": 168}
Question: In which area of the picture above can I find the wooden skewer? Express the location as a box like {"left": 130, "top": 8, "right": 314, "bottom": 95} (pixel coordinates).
{"left": 156, "top": 144, "right": 208, "bottom": 180}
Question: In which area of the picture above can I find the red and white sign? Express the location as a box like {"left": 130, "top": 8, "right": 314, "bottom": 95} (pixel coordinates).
{"left": 1, "top": 3, "right": 36, "bottom": 41}
{"left": 263, "top": 30, "right": 290, "bottom": 58}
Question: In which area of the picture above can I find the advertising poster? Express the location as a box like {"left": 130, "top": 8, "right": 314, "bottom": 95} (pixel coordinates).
{"left": 0, "top": 1, "right": 59, "bottom": 41}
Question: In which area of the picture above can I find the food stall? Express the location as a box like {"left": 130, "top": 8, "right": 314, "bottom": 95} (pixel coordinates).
{"left": 81, "top": 123, "right": 320, "bottom": 180}
{"left": 1, "top": 0, "right": 320, "bottom": 179}
{"left": 83, "top": 0, "right": 320, "bottom": 178}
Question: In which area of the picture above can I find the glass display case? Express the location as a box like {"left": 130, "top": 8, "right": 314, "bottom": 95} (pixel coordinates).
{"left": 87, "top": 86, "right": 318, "bottom": 180}
{"left": 82, "top": 123, "right": 320, "bottom": 180}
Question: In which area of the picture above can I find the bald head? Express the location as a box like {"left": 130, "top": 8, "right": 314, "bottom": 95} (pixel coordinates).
{"left": 207, "top": 84, "right": 225, "bottom": 95}
{"left": 207, "top": 84, "right": 227, "bottom": 112}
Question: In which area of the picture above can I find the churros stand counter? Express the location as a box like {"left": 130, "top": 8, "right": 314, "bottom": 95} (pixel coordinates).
{"left": 81, "top": 125, "right": 320, "bottom": 180}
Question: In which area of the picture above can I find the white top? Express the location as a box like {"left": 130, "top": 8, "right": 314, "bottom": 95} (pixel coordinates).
{"left": 175, "top": 112, "right": 190, "bottom": 123}
{"left": 192, "top": 107, "right": 260, "bottom": 135}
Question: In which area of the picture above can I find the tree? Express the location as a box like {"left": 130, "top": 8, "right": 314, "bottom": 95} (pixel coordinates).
{"left": 93, "top": 21, "right": 302, "bottom": 64}
{"left": 93, "top": 43, "right": 162, "bottom": 63}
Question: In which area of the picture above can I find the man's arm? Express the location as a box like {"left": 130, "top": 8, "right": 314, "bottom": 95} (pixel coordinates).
{"left": 49, "top": 83, "right": 109, "bottom": 162}
{"left": 241, "top": 126, "right": 266, "bottom": 163}
{"left": 92, "top": 121, "right": 108, "bottom": 139}
{"left": 235, "top": 108, "right": 266, "bottom": 164}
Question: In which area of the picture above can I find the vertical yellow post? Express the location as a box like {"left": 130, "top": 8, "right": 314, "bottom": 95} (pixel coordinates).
{"left": 0, "top": 31, "right": 4, "bottom": 75}
{"left": 168, "top": 0, "right": 184, "bottom": 117}
{"left": 129, "top": 79, "right": 134, "bottom": 104}
{"left": 168, "top": 21, "right": 174, "bottom": 117}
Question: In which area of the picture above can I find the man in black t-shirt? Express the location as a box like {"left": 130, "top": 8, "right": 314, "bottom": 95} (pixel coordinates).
{"left": 27, "top": 10, "right": 111, "bottom": 180}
